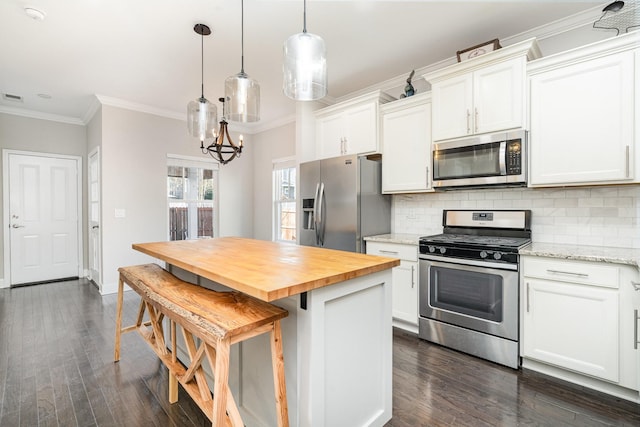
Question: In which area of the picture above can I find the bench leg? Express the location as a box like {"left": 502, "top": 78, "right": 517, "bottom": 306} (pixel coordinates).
{"left": 271, "top": 320, "right": 289, "bottom": 427}
{"left": 169, "top": 320, "right": 178, "bottom": 404}
{"left": 114, "top": 275, "right": 124, "bottom": 362}
{"left": 211, "top": 338, "right": 230, "bottom": 427}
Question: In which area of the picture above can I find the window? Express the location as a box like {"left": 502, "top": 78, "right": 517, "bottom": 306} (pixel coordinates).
{"left": 167, "top": 156, "right": 218, "bottom": 241}
{"left": 273, "top": 158, "right": 296, "bottom": 242}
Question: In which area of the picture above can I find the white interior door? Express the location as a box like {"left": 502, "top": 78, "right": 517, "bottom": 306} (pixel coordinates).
{"left": 88, "top": 148, "right": 101, "bottom": 287}
{"left": 7, "top": 152, "right": 80, "bottom": 285}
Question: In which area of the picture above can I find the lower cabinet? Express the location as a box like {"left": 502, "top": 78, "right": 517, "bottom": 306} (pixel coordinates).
{"left": 521, "top": 256, "right": 640, "bottom": 401}
{"left": 367, "top": 241, "right": 418, "bottom": 333}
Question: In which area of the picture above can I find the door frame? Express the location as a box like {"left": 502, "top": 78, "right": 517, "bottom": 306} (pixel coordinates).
{"left": 2, "top": 149, "right": 84, "bottom": 288}
{"left": 88, "top": 147, "right": 102, "bottom": 288}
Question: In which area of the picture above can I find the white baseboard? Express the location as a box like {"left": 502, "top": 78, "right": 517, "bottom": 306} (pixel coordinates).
{"left": 0, "top": 278, "right": 6, "bottom": 289}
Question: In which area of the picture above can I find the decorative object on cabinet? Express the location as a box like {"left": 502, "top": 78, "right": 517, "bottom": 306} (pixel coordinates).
{"left": 593, "top": 0, "right": 639, "bottom": 35}
{"left": 225, "top": 0, "right": 260, "bottom": 123}
{"left": 283, "top": 0, "right": 327, "bottom": 101}
{"left": 400, "top": 70, "right": 416, "bottom": 98}
{"left": 187, "top": 24, "right": 217, "bottom": 148}
{"left": 201, "top": 97, "right": 244, "bottom": 165}
{"left": 456, "top": 39, "right": 501, "bottom": 62}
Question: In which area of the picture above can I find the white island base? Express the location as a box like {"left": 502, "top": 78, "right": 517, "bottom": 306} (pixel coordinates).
{"left": 167, "top": 265, "right": 393, "bottom": 427}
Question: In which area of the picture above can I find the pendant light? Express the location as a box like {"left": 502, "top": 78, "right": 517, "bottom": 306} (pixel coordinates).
{"left": 283, "top": 0, "right": 327, "bottom": 101}
{"left": 225, "top": 0, "right": 260, "bottom": 122}
{"left": 187, "top": 24, "right": 217, "bottom": 146}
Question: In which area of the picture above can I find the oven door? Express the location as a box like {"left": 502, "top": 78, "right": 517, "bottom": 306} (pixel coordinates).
{"left": 419, "top": 256, "right": 518, "bottom": 341}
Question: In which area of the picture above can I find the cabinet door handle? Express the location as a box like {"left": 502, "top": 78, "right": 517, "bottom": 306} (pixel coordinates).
{"left": 635, "top": 309, "right": 639, "bottom": 350}
{"left": 526, "top": 282, "right": 530, "bottom": 313}
{"left": 466, "top": 109, "right": 471, "bottom": 134}
{"left": 379, "top": 250, "right": 399, "bottom": 255}
{"left": 474, "top": 107, "right": 479, "bottom": 133}
{"left": 411, "top": 265, "right": 415, "bottom": 288}
{"left": 626, "top": 145, "right": 630, "bottom": 178}
{"left": 632, "top": 281, "right": 640, "bottom": 291}
{"left": 546, "top": 269, "right": 589, "bottom": 278}
{"left": 426, "top": 166, "right": 430, "bottom": 188}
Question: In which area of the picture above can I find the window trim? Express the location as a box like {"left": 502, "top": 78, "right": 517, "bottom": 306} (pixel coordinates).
{"left": 167, "top": 154, "right": 219, "bottom": 240}
{"left": 272, "top": 156, "right": 297, "bottom": 243}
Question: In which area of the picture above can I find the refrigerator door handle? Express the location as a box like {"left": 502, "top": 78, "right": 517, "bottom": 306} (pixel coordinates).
{"left": 313, "top": 182, "right": 321, "bottom": 245}
{"left": 318, "top": 182, "right": 326, "bottom": 246}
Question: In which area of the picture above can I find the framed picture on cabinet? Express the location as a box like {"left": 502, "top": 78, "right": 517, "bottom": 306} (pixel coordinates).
{"left": 456, "top": 39, "right": 501, "bottom": 62}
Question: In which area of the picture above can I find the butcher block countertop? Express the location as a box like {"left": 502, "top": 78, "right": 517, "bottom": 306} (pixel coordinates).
{"left": 133, "top": 237, "right": 400, "bottom": 302}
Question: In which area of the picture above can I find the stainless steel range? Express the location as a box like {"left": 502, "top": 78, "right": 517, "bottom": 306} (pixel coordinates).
{"left": 418, "top": 210, "right": 531, "bottom": 369}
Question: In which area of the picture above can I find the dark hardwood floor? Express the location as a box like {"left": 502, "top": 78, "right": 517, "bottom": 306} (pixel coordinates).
{"left": 0, "top": 279, "right": 638, "bottom": 426}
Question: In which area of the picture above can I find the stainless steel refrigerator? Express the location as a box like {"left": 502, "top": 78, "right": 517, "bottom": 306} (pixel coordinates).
{"left": 300, "top": 154, "right": 391, "bottom": 253}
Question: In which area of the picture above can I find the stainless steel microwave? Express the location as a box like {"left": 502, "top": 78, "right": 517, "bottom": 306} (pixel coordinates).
{"left": 432, "top": 130, "right": 527, "bottom": 190}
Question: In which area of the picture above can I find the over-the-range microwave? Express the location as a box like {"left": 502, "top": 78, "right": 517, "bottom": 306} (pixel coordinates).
{"left": 432, "top": 130, "right": 527, "bottom": 190}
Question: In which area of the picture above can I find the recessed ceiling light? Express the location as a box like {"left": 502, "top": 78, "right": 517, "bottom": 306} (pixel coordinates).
{"left": 24, "top": 7, "right": 46, "bottom": 21}
{"left": 37, "top": 93, "right": 52, "bottom": 99}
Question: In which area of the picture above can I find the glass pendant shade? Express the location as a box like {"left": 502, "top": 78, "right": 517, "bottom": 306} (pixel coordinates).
{"left": 283, "top": 31, "right": 327, "bottom": 101}
{"left": 225, "top": 71, "right": 260, "bottom": 122}
{"left": 187, "top": 97, "right": 217, "bottom": 142}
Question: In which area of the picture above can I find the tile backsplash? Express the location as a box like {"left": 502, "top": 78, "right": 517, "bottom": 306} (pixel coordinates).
{"left": 392, "top": 185, "right": 640, "bottom": 248}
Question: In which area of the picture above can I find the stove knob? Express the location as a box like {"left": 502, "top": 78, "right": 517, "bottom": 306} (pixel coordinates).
{"left": 493, "top": 252, "right": 502, "bottom": 260}
{"left": 428, "top": 245, "right": 436, "bottom": 253}
{"left": 439, "top": 247, "right": 446, "bottom": 254}
{"left": 480, "top": 250, "right": 488, "bottom": 259}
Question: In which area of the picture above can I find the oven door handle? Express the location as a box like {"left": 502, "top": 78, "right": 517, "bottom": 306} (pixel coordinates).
{"left": 419, "top": 254, "right": 518, "bottom": 271}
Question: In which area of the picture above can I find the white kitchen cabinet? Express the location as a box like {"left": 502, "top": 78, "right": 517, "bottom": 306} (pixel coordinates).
{"left": 367, "top": 241, "right": 418, "bottom": 333}
{"left": 424, "top": 38, "right": 540, "bottom": 142}
{"left": 315, "top": 90, "right": 394, "bottom": 160}
{"left": 521, "top": 256, "right": 639, "bottom": 400}
{"left": 380, "top": 93, "right": 433, "bottom": 193}
{"left": 528, "top": 33, "right": 638, "bottom": 187}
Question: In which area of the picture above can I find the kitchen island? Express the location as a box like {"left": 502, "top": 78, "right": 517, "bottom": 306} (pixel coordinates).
{"left": 132, "top": 237, "right": 399, "bottom": 427}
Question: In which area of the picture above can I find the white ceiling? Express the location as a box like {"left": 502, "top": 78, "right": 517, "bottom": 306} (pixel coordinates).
{"left": 0, "top": 0, "right": 607, "bottom": 131}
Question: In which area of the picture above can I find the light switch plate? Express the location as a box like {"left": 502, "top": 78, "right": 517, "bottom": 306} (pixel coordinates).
{"left": 114, "top": 208, "right": 126, "bottom": 218}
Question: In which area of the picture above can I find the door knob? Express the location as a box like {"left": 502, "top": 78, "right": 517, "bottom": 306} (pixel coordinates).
{"left": 11, "top": 224, "right": 25, "bottom": 228}
{"left": 92, "top": 225, "right": 100, "bottom": 229}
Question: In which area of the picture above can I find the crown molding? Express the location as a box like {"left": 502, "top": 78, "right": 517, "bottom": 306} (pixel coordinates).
{"left": 244, "top": 114, "right": 296, "bottom": 134}
{"left": 95, "top": 94, "right": 185, "bottom": 122}
{"left": 82, "top": 96, "right": 102, "bottom": 124}
{"left": 0, "top": 105, "right": 84, "bottom": 126}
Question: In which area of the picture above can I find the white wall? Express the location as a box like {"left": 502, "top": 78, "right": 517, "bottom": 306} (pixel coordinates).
{"left": 252, "top": 122, "right": 296, "bottom": 241}
{"left": 98, "top": 105, "right": 254, "bottom": 293}
{"left": 0, "top": 113, "right": 87, "bottom": 283}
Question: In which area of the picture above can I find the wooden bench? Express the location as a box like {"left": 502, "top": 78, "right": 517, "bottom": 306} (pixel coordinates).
{"left": 114, "top": 263, "right": 289, "bottom": 427}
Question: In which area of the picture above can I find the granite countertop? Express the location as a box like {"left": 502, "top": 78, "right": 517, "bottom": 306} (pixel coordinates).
{"left": 520, "top": 242, "right": 640, "bottom": 269}
{"left": 364, "top": 233, "right": 423, "bottom": 245}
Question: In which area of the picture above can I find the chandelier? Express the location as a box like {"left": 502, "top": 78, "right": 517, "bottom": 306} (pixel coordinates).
{"left": 201, "top": 97, "right": 243, "bottom": 165}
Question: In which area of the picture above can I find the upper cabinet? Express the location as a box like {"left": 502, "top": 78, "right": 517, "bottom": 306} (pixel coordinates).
{"left": 315, "top": 90, "right": 394, "bottom": 160}
{"left": 424, "top": 38, "right": 541, "bottom": 142}
{"left": 380, "top": 93, "right": 432, "bottom": 194}
{"left": 528, "top": 32, "right": 639, "bottom": 187}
